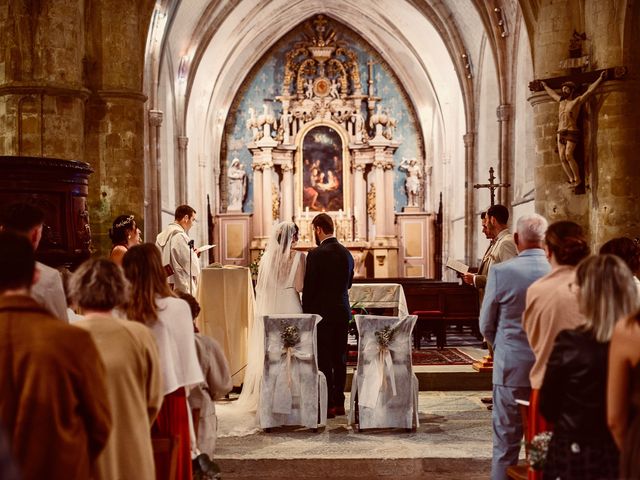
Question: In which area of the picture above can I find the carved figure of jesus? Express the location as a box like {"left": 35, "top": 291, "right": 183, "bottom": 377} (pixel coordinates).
{"left": 399, "top": 157, "right": 422, "bottom": 207}
{"left": 541, "top": 71, "right": 606, "bottom": 184}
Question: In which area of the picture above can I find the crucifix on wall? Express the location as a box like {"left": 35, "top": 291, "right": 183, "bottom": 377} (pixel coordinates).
{"left": 473, "top": 167, "right": 510, "bottom": 206}
{"left": 529, "top": 31, "right": 627, "bottom": 194}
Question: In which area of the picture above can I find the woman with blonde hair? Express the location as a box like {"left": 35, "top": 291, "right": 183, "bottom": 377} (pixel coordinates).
{"left": 122, "top": 244, "right": 203, "bottom": 480}
{"left": 540, "top": 254, "right": 639, "bottom": 479}
{"left": 71, "top": 258, "right": 162, "bottom": 480}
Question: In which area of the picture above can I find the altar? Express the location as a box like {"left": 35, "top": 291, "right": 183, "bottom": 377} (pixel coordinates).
{"left": 196, "top": 265, "right": 254, "bottom": 387}
{"left": 215, "top": 15, "right": 437, "bottom": 280}
{"left": 348, "top": 283, "right": 409, "bottom": 318}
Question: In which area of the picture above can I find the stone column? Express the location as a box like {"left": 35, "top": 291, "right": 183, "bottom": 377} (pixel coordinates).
{"left": 281, "top": 163, "right": 294, "bottom": 221}
{"left": 147, "top": 109, "right": 163, "bottom": 235}
{"left": 176, "top": 136, "right": 189, "bottom": 205}
{"left": 585, "top": 0, "right": 640, "bottom": 244}
{"left": 384, "top": 158, "right": 395, "bottom": 235}
{"left": 262, "top": 155, "right": 274, "bottom": 237}
{"left": 84, "top": 0, "right": 156, "bottom": 254}
{"left": 251, "top": 160, "right": 263, "bottom": 238}
{"left": 0, "top": 1, "right": 86, "bottom": 160}
{"left": 372, "top": 155, "right": 387, "bottom": 237}
{"left": 496, "top": 104, "right": 511, "bottom": 208}
{"left": 353, "top": 163, "right": 366, "bottom": 240}
{"left": 463, "top": 132, "right": 475, "bottom": 264}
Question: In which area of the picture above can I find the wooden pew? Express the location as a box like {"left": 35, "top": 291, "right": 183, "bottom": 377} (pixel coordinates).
{"left": 352, "top": 278, "right": 481, "bottom": 349}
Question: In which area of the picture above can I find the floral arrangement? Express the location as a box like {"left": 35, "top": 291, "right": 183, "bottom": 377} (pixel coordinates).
{"left": 249, "top": 250, "right": 264, "bottom": 278}
{"left": 349, "top": 302, "right": 368, "bottom": 336}
{"left": 375, "top": 325, "right": 395, "bottom": 349}
{"left": 527, "top": 431, "right": 553, "bottom": 471}
{"left": 280, "top": 323, "right": 300, "bottom": 348}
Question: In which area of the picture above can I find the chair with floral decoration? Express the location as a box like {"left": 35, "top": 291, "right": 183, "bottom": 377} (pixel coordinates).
{"left": 259, "top": 314, "right": 327, "bottom": 431}
{"left": 348, "top": 314, "right": 419, "bottom": 431}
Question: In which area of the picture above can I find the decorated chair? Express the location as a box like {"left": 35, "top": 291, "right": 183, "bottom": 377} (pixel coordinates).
{"left": 259, "top": 314, "right": 327, "bottom": 431}
{"left": 348, "top": 314, "right": 419, "bottom": 431}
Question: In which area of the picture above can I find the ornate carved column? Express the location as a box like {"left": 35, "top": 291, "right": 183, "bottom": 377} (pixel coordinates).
{"left": 353, "top": 162, "right": 366, "bottom": 240}
{"left": 148, "top": 109, "right": 163, "bottom": 235}
{"left": 261, "top": 155, "right": 274, "bottom": 237}
{"left": 496, "top": 104, "right": 511, "bottom": 207}
{"left": 372, "top": 155, "right": 387, "bottom": 237}
{"left": 251, "top": 160, "right": 263, "bottom": 238}
{"left": 281, "top": 163, "right": 294, "bottom": 221}
{"left": 463, "top": 131, "right": 475, "bottom": 264}
{"left": 384, "top": 159, "right": 395, "bottom": 235}
{"left": 176, "top": 135, "right": 189, "bottom": 205}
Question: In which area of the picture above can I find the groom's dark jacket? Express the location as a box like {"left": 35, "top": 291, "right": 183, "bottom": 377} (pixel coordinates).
{"left": 302, "top": 237, "right": 354, "bottom": 322}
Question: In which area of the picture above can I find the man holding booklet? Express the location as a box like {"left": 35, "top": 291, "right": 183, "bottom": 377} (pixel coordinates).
{"left": 156, "top": 204, "right": 210, "bottom": 295}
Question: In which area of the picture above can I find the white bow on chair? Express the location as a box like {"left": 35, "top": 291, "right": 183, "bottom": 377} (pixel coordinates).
{"left": 358, "top": 338, "right": 399, "bottom": 408}
{"left": 268, "top": 340, "right": 313, "bottom": 414}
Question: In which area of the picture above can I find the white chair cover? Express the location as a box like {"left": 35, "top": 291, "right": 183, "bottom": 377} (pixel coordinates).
{"left": 348, "top": 314, "right": 419, "bottom": 430}
{"left": 259, "top": 314, "right": 327, "bottom": 430}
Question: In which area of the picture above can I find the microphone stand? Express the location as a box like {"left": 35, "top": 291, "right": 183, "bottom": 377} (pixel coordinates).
{"left": 188, "top": 239, "right": 195, "bottom": 295}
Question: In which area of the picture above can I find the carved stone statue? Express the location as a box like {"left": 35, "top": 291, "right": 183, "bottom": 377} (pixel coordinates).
{"left": 227, "top": 158, "right": 247, "bottom": 212}
{"left": 399, "top": 157, "right": 422, "bottom": 207}
{"left": 540, "top": 70, "right": 606, "bottom": 185}
{"left": 304, "top": 78, "right": 314, "bottom": 99}
{"left": 329, "top": 78, "right": 340, "bottom": 98}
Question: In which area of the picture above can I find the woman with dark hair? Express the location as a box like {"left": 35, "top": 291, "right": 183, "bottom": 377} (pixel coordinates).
{"left": 71, "top": 258, "right": 162, "bottom": 480}
{"left": 122, "top": 244, "right": 203, "bottom": 480}
{"left": 600, "top": 236, "right": 640, "bottom": 293}
{"left": 540, "top": 254, "right": 639, "bottom": 479}
{"left": 522, "top": 221, "right": 590, "bottom": 478}
{"left": 109, "top": 214, "right": 142, "bottom": 265}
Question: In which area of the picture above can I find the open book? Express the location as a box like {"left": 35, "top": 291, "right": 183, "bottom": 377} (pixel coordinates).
{"left": 445, "top": 257, "right": 469, "bottom": 274}
{"left": 195, "top": 244, "right": 215, "bottom": 254}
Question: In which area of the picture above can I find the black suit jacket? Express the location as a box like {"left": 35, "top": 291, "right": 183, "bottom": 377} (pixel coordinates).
{"left": 302, "top": 237, "right": 354, "bottom": 323}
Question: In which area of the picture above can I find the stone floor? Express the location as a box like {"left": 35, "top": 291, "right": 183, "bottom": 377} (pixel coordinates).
{"left": 215, "top": 390, "right": 499, "bottom": 479}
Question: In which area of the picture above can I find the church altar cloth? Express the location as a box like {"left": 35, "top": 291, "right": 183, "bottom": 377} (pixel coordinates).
{"left": 348, "top": 283, "right": 409, "bottom": 319}
{"left": 196, "top": 265, "right": 254, "bottom": 387}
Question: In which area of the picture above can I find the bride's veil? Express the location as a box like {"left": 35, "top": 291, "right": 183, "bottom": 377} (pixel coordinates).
{"left": 217, "top": 221, "right": 299, "bottom": 435}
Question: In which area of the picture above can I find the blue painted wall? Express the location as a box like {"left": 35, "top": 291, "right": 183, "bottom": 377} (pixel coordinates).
{"left": 223, "top": 18, "right": 423, "bottom": 213}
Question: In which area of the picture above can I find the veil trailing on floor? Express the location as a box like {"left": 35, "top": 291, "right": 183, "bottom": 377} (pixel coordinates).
{"left": 216, "top": 221, "right": 300, "bottom": 436}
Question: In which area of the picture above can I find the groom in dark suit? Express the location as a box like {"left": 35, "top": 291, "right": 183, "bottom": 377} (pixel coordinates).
{"left": 303, "top": 213, "right": 354, "bottom": 418}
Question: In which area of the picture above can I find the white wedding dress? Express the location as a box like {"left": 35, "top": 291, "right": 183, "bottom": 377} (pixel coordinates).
{"left": 216, "top": 222, "right": 304, "bottom": 437}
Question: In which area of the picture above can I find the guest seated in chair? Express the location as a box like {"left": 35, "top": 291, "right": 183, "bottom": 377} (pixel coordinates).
{"left": 178, "top": 292, "right": 232, "bottom": 458}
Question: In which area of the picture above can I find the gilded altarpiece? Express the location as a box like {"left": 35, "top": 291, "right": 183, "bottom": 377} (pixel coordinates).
{"left": 218, "top": 15, "right": 434, "bottom": 278}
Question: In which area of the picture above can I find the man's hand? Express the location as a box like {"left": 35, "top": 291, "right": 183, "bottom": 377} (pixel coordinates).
{"left": 462, "top": 273, "right": 475, "bottom": 285}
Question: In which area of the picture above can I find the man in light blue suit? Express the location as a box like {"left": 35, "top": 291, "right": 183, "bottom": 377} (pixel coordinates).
{"left": 480, "top": 213, "right": 551, "bottom": 480}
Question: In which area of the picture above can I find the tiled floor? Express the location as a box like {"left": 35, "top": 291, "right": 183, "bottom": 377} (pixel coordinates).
{"left": 214, "top": 390, "right": 502, "bottom": 479}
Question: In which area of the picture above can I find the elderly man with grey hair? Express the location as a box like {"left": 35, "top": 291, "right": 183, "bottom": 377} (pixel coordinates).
{"left": 480, "top": 213, "right": 551, "bottom": 480}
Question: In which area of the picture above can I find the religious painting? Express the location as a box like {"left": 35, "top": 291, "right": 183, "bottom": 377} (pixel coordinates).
{"left": 302, "top": 126, "right": 344, "bottom": 211}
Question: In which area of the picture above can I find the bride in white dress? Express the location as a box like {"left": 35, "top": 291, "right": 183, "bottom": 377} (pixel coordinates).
{"left": 216, "top": 221, "right": 305, "bottom": 436}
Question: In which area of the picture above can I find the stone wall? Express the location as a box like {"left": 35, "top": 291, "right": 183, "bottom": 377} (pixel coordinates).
{"left": 0, "top": 0, "right": 155, "bottom": 256}
{"left": 530, "top": 0, "right": 640, "bottom": 247}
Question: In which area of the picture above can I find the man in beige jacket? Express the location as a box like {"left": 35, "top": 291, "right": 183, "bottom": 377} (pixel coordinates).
{"left": 463, "top": 204, "right": 518, "bottom": 305}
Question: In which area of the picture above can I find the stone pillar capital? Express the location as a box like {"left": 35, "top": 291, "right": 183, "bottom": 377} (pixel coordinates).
{"left": 149, "top": 109, "right": 163, "bottom": 126}
{"left": 496, "top": 104, "right": 511, "bottom": 122}
{"left": 177, "top": 136, "right": 188, "bottom": 149}
{"left": 281, "top": 163, "right": 293, "bottom": 173}
{"left": 463, "top": 132, "right": 475, "bottom": 146}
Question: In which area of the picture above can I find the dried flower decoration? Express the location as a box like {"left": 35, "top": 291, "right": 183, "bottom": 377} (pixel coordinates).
{"left": 375, "top": 325, "right": 395, "bottom": 349}
{"left": 527, "top": 431, "right": 553, "bottom": 470}
{"left": 280, "top": 323, "right": 300, "bottom": 349}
